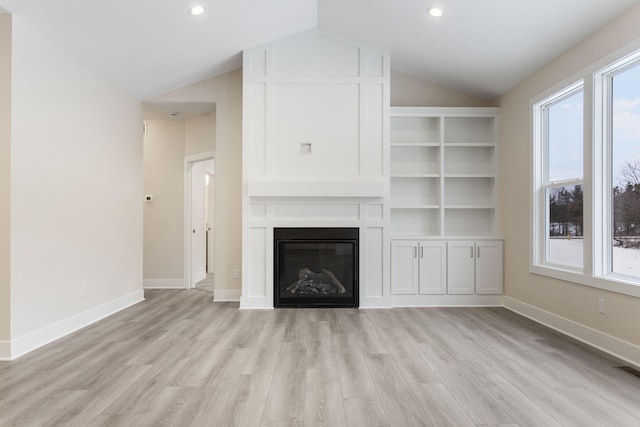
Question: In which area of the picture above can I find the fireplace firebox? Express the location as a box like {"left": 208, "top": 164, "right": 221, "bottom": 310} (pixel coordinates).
{"left": 274, "top": 228, "right": 359, "bottom": 308}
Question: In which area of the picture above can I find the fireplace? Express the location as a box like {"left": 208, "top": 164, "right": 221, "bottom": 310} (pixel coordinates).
{"left": 274, "top": 228, "right": 359, "bottom": 308}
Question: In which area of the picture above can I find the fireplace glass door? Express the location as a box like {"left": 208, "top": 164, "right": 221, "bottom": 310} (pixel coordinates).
{"left": 274, "top": 228, "right": 358, "bottom": 308}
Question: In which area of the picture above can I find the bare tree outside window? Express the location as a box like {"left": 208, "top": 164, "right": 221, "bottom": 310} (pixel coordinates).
{"left": 611, "top": 63, "right": 640, "bottom": 278}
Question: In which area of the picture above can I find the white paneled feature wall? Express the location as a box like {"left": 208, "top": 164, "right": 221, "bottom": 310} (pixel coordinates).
{"left": 241, "top": 31, "right": 390, "bottom": 308}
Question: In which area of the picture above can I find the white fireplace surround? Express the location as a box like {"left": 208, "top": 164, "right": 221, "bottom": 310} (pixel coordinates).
{"left": 242, "top": 196, "right": 389, "bottom": 309}
{"left": 241, "top": 31, "right": 390, "bottom": 308}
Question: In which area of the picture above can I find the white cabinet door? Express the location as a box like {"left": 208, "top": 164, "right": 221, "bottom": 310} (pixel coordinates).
{"left": 475, "top": 240, "right": 503, "bottom": 294}
{"left": 447, "top": 240, "right": 475, "bottom": 294}
{"left": 391, "top": 240, "right": 419, "bottom": 295}
{"left": 419, "top": 241, "right": 446, "bottom": 294}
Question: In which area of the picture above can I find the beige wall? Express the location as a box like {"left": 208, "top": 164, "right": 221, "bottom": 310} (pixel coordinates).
{"left": 150, "top": 71, "right": 241, "bottom": 293}
{"left": 0, "top": 14, "right": 11, "bottom": 347}
{"left": 142, "top": 112, "right": 215, "bottom": 285}
{"left": 10, "top": 15, "right": 143, "bottom": 344}
{"left": 391, "top": 69, "right": 490, "bottom": 107}
{"left": 498, "top": 4, "right": 640, "bottom": 348}
{"left": 143, "top": 120, "right": 186, "bottom": 282}
{"left": 185, "top": 111, "right": 216, "bottom": 156}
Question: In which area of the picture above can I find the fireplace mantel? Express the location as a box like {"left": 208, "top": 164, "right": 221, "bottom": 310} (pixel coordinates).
{"left": 247, "top": 179, "right": 385, "bottom": 198}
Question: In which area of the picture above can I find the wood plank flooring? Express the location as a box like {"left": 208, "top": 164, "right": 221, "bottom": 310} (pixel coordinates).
{"left": 1, "top": 289, "right": 639, "bottom": 426}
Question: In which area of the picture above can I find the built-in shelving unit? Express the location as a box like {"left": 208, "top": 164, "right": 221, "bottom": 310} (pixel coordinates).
{"left": 389, "top": 107, "right": 499, "bottom": 238}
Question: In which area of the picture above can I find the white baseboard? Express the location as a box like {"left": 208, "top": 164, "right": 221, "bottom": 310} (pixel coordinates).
{"left": 359, "top": 296, "right": 393, "bottom": 309}
{"left": 214, "top": 289, "right": 241, "bottom": 302}
{"left": 0, "top": 341, "right": 10, "bottom": 361}
{"left": 504, "top": 296, "right": 640, "bottom": 369}
{"left": 391, "top": 294, "right": 504, "bottom": 307}
{"left": 143, "top": 279, "right": 185, "bottom": 289}
{"left": 240, "top": 296, "right": 271, "bottom": 309}
{"left": 10, "top": 289, "right": 145, "bottom": 360}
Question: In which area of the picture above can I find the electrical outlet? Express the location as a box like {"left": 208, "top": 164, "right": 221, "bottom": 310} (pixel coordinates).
{"left": 81, "top": 284, "right": 87, "bottom": 298}
{"left": 598, "top": 298, "right": 606, "bottom": 314}
{"left": 233, "top": 269, "right": 241, "bottom": 279}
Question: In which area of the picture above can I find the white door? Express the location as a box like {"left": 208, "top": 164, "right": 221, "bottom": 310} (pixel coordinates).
{"left": 447, "top": 240, "right": 475, "bottom": 294}
{"left": 391, "top": 240, "right": 419, "bottom": 295}
{"left": 190, "top": 160, "right": 210, "bottom": 286}
{"left": 475, "top": 240, "right": 503, "bottom": 294}
{"left": 419, "top": 241, "right": 446, "bottom": 295}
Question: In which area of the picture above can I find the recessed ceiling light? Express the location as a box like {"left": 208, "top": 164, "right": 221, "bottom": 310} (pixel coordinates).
{"left": 188, "top": 6, "right": 206, "bottom": 16}
{"left": 427, "top": 7, "right": 444, "bottom": 18}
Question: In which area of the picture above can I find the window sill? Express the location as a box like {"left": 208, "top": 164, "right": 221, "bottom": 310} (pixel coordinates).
{"left": 530, "top": 264, "right": 640, "bottom": 298}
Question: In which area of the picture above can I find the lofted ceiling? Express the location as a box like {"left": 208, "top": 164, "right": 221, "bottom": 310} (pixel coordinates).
{"left": 0, "top": 0, "right": 638, "bottom": 101}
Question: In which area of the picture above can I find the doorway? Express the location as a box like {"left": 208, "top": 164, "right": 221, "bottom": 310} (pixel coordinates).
{"left": 185, "top": 154, "right": 215, "bottom": 291}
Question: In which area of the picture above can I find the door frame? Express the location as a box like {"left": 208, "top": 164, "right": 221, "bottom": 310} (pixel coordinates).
{"left": 184, "top": 151, "right": 215, "bottom": 289}
{"left": 205, "top": 169, "right": 215, "bottom": 274}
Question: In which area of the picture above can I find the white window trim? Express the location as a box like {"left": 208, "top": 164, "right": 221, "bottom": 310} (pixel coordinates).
{"left": 594, "top": 49, "right": 640, "bottom": 285}
{"left": 530, "top": 42, "right": 640, "bottom": 299}
{"left": 532, "top": 81, "right": 584, "bottom": 272}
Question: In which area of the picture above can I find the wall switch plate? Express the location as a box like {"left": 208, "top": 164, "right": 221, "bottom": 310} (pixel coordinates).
{"left": 233, "top": 269, "right": 241, "bottom": 279}
{"left": 145, "top": 194, "right": 154, "bottom": 203}
{"left": 598, "top": 298, "right": 606, "bottom": 314}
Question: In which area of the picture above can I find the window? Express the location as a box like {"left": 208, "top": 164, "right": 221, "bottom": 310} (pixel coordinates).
{"left": 534, "top": 84, "right": 584, "bottom": 270}
{"left": 533, "top": 48, "right": 640, "bottom": 294}
{"left": 604, "top": 59, "right": 640, "bottom": 280}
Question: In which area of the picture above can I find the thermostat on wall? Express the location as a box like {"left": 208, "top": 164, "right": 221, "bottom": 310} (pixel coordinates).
{"left": 145, "top": 194, "right": 154, "bottom": 203}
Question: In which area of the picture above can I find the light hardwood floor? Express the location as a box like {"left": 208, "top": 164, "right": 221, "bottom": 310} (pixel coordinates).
{"left": 1, "top": 289, "right": 639, "bottom": 426}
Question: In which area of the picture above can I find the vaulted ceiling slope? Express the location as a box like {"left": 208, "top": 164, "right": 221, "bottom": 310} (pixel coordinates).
{"left": 0, "top": 0, "right": 638, "bottom": 100}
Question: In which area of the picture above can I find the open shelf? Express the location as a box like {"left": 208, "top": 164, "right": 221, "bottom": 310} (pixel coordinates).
{"left": 391, "top": 177, "right": 440, "bottom": 206}
{"left": 390, "top": 116, "right": 440, "bottom": 144}
{"left": 391, "top": 146, "right": 439, "bottom": 175}
{"left": 443, "top": 116, "right": 495, "bottom": 144}
{"left": 444, "top": 146, "right": 495, "bottom": 175}
{"left": 390, "top": 208, "right": 440, "bottom": 236}
{"left": 390, "top": 107, "right": 499, "bottom": 238}
{"left": 444, "top": 208, "right": 495, "bottom": 236}
{"left": 444, "top": 177, "right": 495, "bottom": 207}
